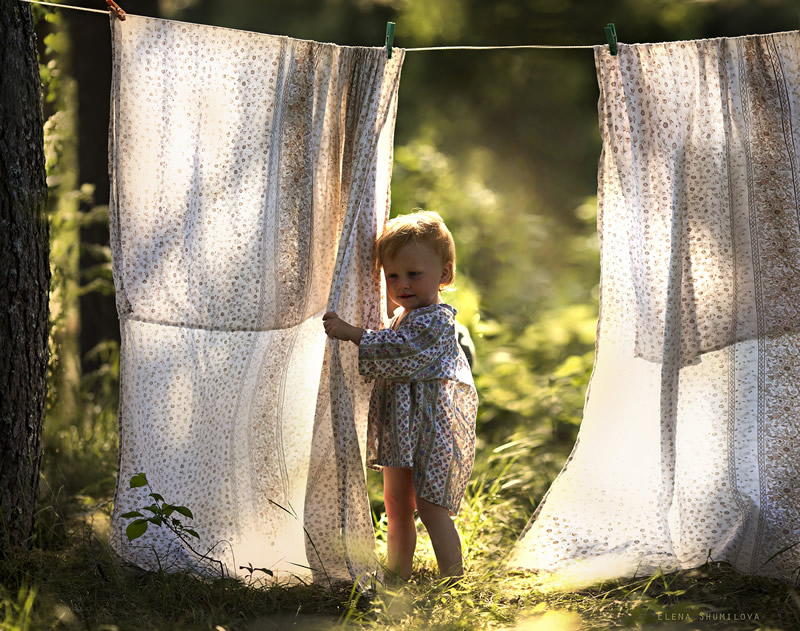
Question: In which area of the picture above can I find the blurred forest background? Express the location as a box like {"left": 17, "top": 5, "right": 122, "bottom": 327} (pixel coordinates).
{"left": 18, "top": 0, "right": 797, "bottom": 616}
{"left": 34, "top": 0, "right": 800, "bottom": 547}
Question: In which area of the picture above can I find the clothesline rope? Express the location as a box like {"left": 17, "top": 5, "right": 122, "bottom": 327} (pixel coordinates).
{"left": 20, "top": 0, "right": 109, "bottom": 15}
{"left": 405, "top": 45, "right": 594, "bottom": 51}
{"left": 18, "top": 0, "right": 597, "bottom": 50}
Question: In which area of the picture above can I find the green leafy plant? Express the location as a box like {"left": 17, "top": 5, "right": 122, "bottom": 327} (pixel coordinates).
{"left": 119, "top": 474, "right": 293, "bottom": 586}
{"left": 120, "top": 472, "right": 235, "bottom": 579}
{"left": 237, "top": 562, "right": 275, "bottom": 587}
{"left": 122, "top": 473, "right": 199, "bottom": 542}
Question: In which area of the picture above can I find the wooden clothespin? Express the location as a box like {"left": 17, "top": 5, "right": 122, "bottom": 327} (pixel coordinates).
{"left": 385, "top": 22, "right": 396, "bottom": 59}
{"left": 604, "top": 22, "right": 617, "bottom": 56}
{"left": 107, "top": 0, "right": 127, "bottom": 21}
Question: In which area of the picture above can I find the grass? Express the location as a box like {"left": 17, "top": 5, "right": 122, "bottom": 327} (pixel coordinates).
{"left": 2, "top": 453, "right": 800, "bottom": 631}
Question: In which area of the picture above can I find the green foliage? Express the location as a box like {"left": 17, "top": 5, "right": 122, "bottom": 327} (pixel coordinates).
{"left": 121, "top": 474, "right": 281, "bottom": 583}
{"left": 457, "top": 447, "right": 531, "bottom": 564}
{"left": 0, "top": 585, "right": 36, "bottom": 631}
{"left": 35, "top": 3, "right": 120, "bottom": 551}
{"left": 123, "top": 498, "right": 197, "bottom": 537}
{"left": 391, "top": 136, "right": 561, "bottom": 323}
{"left": 0, "top": 535, "right": 353, "bottom": 630}
{"left": 120, "top": 473, "right": 232, "bottom": 580}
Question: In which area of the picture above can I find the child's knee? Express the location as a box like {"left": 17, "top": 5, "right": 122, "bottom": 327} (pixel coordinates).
{"left": 414, "top": 496, "right": 449, "bottom": 525}
{"left": 384, "top": 492, "right": 416, "bottom": 519}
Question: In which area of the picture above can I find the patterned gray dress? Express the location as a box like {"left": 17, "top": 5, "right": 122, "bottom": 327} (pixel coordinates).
{"left": 358, "top": 303, "right": 478, "bottom": 514}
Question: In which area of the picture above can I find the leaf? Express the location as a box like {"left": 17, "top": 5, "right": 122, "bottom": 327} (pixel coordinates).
{"left": 148, "top": 493, "right": 164, "bottom": 502}
{"left": 162, "top": 505, "right": 175, "bottom": 518}
{"left": 129, "top": 473, "right": 148, "bottom": 488}
{"left": 120, "top": 511, "right": 144, "bottom": 519}
{"left": 143, "top": 504, "right": 161, "bottom": 516}
{"left": 126, "top": 519, "right": 148, "bottom": 541}
{"left": 239, "top": 563, "right": 273, "bottom": 576}
{"left": 148, "top": 516, "right": 163, "bottom": 526}
{"left": 173, "top": 506, "right": 193, "bottom": 519}
{"left": 185, "top": 529, "right": 200, "bottom": 539}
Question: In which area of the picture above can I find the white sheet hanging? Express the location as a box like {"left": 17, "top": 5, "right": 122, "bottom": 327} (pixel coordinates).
{"left": 511, "top": 31, "right": 800, "bottom": 586}
{"left": 107, "top": 15, "right": 403, "bottom": 584}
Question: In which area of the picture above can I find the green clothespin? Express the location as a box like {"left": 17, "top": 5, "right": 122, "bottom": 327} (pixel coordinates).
{"left": 604, "top": 22, "right": 618, "bottom": 56}
{"left": 385, "top": 22, "right": 396, "bottom": 59}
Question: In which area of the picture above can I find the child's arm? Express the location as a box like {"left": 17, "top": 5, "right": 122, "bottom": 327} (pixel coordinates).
{"left": 358, "top": 307, "right": 455, "bottom": 381}
{"left": 323, "top": 311, "right": 364, "bottom": 345}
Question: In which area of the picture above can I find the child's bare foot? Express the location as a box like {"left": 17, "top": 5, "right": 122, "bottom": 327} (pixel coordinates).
{"left": 382, "top": 569, "right": 410, "bottom": 589}
{"left": 435, "top": 574, "right": 465, "bottom": 592}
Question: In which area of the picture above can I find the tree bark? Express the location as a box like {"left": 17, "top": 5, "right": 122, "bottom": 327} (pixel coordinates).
{"left": 0, "top": 1, "right": 50, "bottom": 552}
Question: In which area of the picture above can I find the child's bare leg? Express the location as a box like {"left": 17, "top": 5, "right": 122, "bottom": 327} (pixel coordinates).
{"left": 414, "top": 495, "right": 463, "bottom": 578}
{"left": 383, "top": 467, "right": 416, "bottom": 580}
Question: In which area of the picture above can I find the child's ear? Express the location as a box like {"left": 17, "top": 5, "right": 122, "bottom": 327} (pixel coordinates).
{"left": 440, "top": 261, "right": 454, "bottom": 286}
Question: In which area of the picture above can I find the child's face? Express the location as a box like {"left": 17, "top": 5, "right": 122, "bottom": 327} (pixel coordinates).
{"left": 382, "top": 241, "right": 453, "bottom": 312}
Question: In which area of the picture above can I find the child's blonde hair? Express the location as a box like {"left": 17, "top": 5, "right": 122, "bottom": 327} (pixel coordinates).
{"left": 375, "top": 210, "right": 456, "bottom": 288}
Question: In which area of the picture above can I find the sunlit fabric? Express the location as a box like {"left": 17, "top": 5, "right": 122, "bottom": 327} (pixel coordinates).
{"left": 106, "top": 15, "right": 403, "bottom": 584}
{"left": 511, "top": 31, "right": 800, "bottom": 586}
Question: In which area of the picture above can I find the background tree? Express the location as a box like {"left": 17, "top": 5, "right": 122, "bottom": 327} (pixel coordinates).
{"left": 65, "top": 0, "right": 159, "bottom": 377}
{"left": 0, "top": 1, "right": 49, "bottom": 553}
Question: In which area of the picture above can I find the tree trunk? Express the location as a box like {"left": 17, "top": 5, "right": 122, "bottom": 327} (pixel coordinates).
{"left": 0, "top": 2, "right": 50, "bottom": 552}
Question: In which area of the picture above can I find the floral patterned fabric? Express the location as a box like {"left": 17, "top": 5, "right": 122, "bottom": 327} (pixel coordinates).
{"left": 359, "top": 304, "right": 478, "bottom": 514}
{"left": 107, "top": 14, "right": 404, "bottom": 584}
{"left": 511, "top": 31, "right": 800, "bottom": 586}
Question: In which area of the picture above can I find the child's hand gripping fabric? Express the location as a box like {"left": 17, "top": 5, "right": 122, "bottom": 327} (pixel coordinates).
{"left": 322, "top": 311, "right": 364, "bottom": 345}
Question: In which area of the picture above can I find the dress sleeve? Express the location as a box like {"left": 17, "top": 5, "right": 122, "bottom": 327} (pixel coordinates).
{"left": 358, "top": 306, "right": 456, "bottom": 381}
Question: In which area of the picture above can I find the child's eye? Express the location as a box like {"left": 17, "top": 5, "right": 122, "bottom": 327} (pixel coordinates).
{"left": 409, "top": 272, "right": 418, "bottom": 277}
{"left": 387, "top": 273, "right": 398, "bottom": 279}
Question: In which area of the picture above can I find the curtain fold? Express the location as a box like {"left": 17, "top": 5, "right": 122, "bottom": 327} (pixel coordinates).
{"left": 511, "top": 31, "right": 800, "bottom": 586}
{"left": 107, "top": 15, "right": 403, "bottom": 583}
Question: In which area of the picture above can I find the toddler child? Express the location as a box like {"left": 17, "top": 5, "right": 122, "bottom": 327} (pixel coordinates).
{"left": 323, "top": 210, "right": 478, "bottom": 581}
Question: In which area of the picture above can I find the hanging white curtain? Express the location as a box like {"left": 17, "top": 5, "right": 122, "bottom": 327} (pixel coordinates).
{"left": 511, "top": 31, "right": 800, "bottom": 586}
{"left": 107, "top": 15, "right": 403, "bottom": 584}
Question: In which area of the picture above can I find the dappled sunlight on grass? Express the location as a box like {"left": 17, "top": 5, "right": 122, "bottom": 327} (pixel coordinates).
{"left": 501, "top": 608, "right": 583, "bottom": 631}
{"left": 4, "top": 469, "right": 800, "bottom": 629}
{"left": 516, "top": 557, "right": 654, "bottom": 594}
